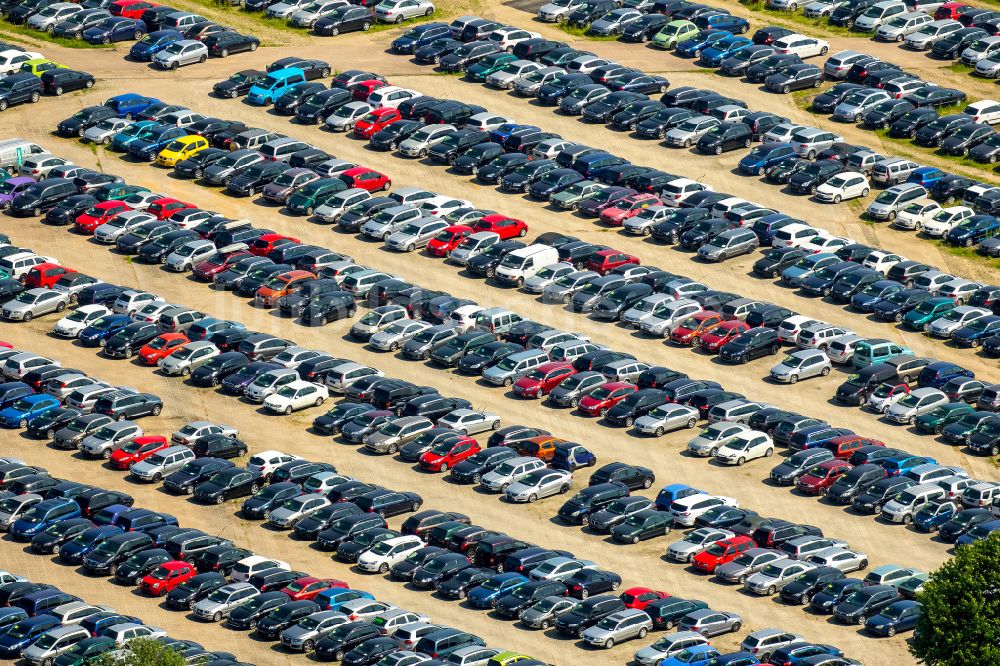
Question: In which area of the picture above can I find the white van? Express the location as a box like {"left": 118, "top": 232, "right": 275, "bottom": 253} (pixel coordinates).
{"left": 494, "top": 244, "right": 559, "bottom": 286}
{"left": 0, "top": 138, "right": 45, "bottom": 174}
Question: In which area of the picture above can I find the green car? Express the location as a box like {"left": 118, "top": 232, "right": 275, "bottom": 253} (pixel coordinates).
{"left": 286, "top": 177, "right": 347, "bottom": 215}
{"left": 652, "top": 20, "right": 698, "bottom": 49}
{"left": 465, "top": 53, "right": 518, "bottom": 82}
{"left": 93, "top": 183, "right": 150, "bottom": 202}
{"left": 902, "top": 296, "right": 955, "bottom": 332}
{"left": 941, "top": 411, "right": 998, "bottom": 444}
{"left": 53, "top": 637, "right": 117, "bottom": 666}
{"left": 914, "top": 401, "right": 975, "bottom": 434}
{"left": 550, "top": 180, "right": 606, "bottom": 209}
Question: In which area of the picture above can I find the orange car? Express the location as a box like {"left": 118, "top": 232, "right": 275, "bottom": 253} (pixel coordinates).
{"left": 517, "top": 435, "right": 565, "bottom": 462}
{"left": 138, "top": 333, "right": 189, "bottom": 365}
{"left": 669, "top": 310, "right": 722, "bottom": 346}
{"left": 255, "top": 269, "right": 314, "bottom": 308}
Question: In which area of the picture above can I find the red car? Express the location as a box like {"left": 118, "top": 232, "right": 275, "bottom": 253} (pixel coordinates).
{"left": 109, "top": 0, "right": 155, "bottom": 19}
{"left": 577, "top": 382, "right": 637, "bottom": 416}
{"left": 24, "top": 263, "right": 75, "bottom": 289}
{"left": 599, "top": 193, "right": 660, "bottom": 226}
{"left": 109, "top": 435, "right": 170, "bottom": 469}
{"left": 691, "top": 535, "right": 756, "bottom": 573}
{"left": 418, "top": 437, "right": 481, "bottom": 472}
{"left": 935, "top": 1, "right": 971, "bottom": 19}
{"left": 825, "top": 435, "right": 885, "bottom": 460}
{"left": 140, "top": 560, "right": 195, "bottom": 596}
{"left": 669, "top": 311, "right": 721, "bottom": 346}
{"left": 351, "top": 79, "right": 388, "bottom": 102}
{"left": 795, "top": 459, "right": 853, "bottom": 495}
{"left": 147, "top": 197, "right": 194, "bottom": 220}
{"left": 585, "top": 249, "right": 640, "bottom": 275}
{"left": 512, "top": 361, "right": 576, "bottom": 398}
{"left": 74, "top": 201, "right": 131, "bottom": 234}
{"left": 192, "top": 248, "right": 252, "bottom": 281}
{"left": 353, "top": 107, "right": 401, "bottom": 139}
{"left": 620, "top": 587, "right": 669, "bottom": 611}
{"left": 280, "top": 577, "right": 348, "bottom": 601}
{"left": 426, "top": 225, "right": 473, "bottom": 257}
{"left": 138, "top": 333, "right": 189, "bottom": 365}
{"left": 339, "top": 166, "right": 391, "bottom": 192}
{"left": 472, "top": 214, "right": 528, "bottom": 240}
{"left": 699, "top": 320, "right": 750, "bottom": 353}
{"left": 250, "top": 233, "right": 300, "bottom": 256}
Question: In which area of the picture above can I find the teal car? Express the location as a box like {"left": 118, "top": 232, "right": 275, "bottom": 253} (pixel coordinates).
{"left": 913, "top": 401, "right": 975, "bottom": 434}
{"left": 109, "top": 120, "right": 158, "bottom": 152}
{"left": 465, "top": 52, "right": 518, "bottom": 82}
{"left": 550, "top": 180, "right": 606, "bottom": 209}
{"left": 902, "top": 296, "right": 955, "bottom": 331}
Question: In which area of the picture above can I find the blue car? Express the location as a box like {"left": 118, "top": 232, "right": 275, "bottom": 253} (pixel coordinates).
{"left": 707, "top": 653, "right": 760, "bottom": 666}
{"left": 0, "top": 608, "right": 26, "bottom": 633}
{"left": 769, "top": 643, "right": 843, "bottom": 665}
{"left": 0, "top": 394, "right": 61, "bottom": 429}
{"left": 913, "top": 500, "right": 958, "bottom": 532}
{"left": 315, "top": 588, "right": 375, "bottom": 612}
{"left": 865, "top": 600, "right": 921, "bottom": 636}
{"left": 850, "top": 280, "right": 905, "bottom": 312}
{"left": 390, "top": 22, "right": 450, "bottom": 54}
{"left": 489, "top": 123, "right": 539, "bottom": 145}
{"left": 676, "top": 29, "right": 730, "bottom": 58}
{"left": 104, "top": 93, "right": 159, "bottom": 119}
{"left": 654, "top": 483, "right": 705, "bottom": 512}
{"left": 80, "top": 613, "right": 141, "bottom": 638}
{"left": 751, "top": 213, "right": 795, "bottom": 244}
{"left": 700, "top": 36, "right": 753, "bottom": 67}
{"left": 696, "top": 12, "right": 750, "bottom": 34}
{"left": 127, "top": 125, "right": 187, "bottom": 161}
{"left": 110, "top": 121, "right": 160, "bottom": 152}
{"left": 550, "top": 443, "right": 596, "bottom": 472}
{"left": 882, "top": 454, "right": 937, "bottom": 477}
{"left": 0, "top": 615, "right": 61, "bottom": 658}
{"left": 92, "top": 504, "right": 133, "bottom": 527}
{"left": 660, "top": 645, "right": 721, "bottom": 666}
{"left": 128, "top": 30, "right": 183, "bottom": 61}
{"left": 77, "top": 283, "right": 126, "bottom": 307}
{"left": 58, "top": 525, "right": 124, "bottom": 564}
{"left": 83, "top": 16, "right": 146, "bottom": 44}
{"left": 918, "top": 361, "right": 974, "bottom": 389}
{"left": 466, "top": 573, "right": 529, "bottom": 609}
{"left": 956, "top": 519, "right": 1000, "bottom": 546}
{"left": 739, "top": 143, "right": 797, "bottom": 176}
{"left": 0, "top": 382, "right": 34, "bottom": 410}
{"left": 952, "top": 315, "right": 1000, "bottom": 347}
{"left": 906, "top": 166, "right": 947, "bottom": 189}
{"left": 78, "top": 314, "right": 133, "bottom": 347}
{"left": 788, "top": 426, "right": 855, "bottom": 451}
{"left": 10, "top": 498, "right": 81, "bottom": 540}
{"left": 117, "top": 508, "right": 177, "bottom": 532}
{"left": 947, "top": 215, "right": 1000, "bottom": 247}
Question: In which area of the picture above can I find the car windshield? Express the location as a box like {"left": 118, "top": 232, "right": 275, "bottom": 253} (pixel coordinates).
{"left": 0, "top": 497, "right": 25, "bottom": 513}
{"left": 760, "top": 564, "right": 786, "bottom": 577}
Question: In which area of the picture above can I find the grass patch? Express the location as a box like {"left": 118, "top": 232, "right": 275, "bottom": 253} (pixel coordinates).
{"left": 738, "top": 0, "right": 863, "bottom": 38}
{"left": 947, "top": 62, "right": 974, "bottom": 74}
{"left": 0, "top": 24, "right": 112, "bottom": 49}
{"left": 367, "top": 13, "right": 436, "bottom": 33}
{"left": 557, "top": 23, "right": 620, "bottom": 40}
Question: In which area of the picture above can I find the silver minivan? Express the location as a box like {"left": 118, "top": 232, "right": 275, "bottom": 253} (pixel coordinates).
{"left": 385, "top": 216, "right": 448, "bottom": 252}
{"left": 130, "top": 445, "right": 195, "bottom": 482}
{"left": 480, "top": 456, "right": 547, "bottom": 492}
{"left": 481, "top": 349, "right": 548, "bottom": 386}
{"left": 867, "top": 183, "right": 926, "bottom": 220}
{"left": 192, "top": 582, "right": 259, "bottom": 621}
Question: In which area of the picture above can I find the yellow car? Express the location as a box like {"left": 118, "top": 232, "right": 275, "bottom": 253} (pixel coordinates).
{"left": 156, "top": 135, "right": 210, "bottom": 167}
{"left": 487, "top": 653, "right": 534, "bottom": 666}
{"left": 20, "top": 58, "right": 66, "bottom": 77}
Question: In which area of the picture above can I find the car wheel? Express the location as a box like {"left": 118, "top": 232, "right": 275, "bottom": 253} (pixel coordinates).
{"left": 527, "top": 493, "right": 537, "bottom": 503}
{"left": 737, "top": 456, "right": 746, "bottom": 465}
{"left": 406, "top": 244, "right": 415, "bottom": 252}
{"left": 714, "top": 146, "right": 722, "bottom": 155}
{"left": 579, "top": 589, "right": 589, "bottom": 600}
{"left": 789, "top": 374, "right": 798, "bottom": 384}
{"left": 767, "top": 585, "right": 776, "bottom": 595}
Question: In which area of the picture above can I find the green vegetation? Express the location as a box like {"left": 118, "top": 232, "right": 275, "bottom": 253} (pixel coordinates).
{"left": 947, "top": 62, "right": 974, "bottom": 74}
{"left": 0, "top": 24, "right": 112, "bottom": 49}
{"left": 98, "top": 639, "right": 185, "bottom": 666}
{"left": 557, "top": 23, "right": 620, "bottom": 40}
{"left": 911, "top": 533, "right": 1000, "bottom": 666}
{"left": 738, "top": 0, "right": 862, "bottom": 38}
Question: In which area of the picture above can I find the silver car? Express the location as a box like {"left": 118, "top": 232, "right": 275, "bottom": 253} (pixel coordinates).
{"left": 369, "top": 320, "right": 432, "bottom": 351}
{"left": 523, "top": 262, "right": 574, "bottom": 293}
{"left": 486, "top": 60, "right": 541, "bottom": 89}
{"left": 385, "top": 217, "right": 448, "bottom": 252}
{"left": 314, "top": 188, "right": 370, "bottom": 223}
{"left": 622, "top": 206, "right": 676, "bottom": 235}
{"left": 437, "top": 409, "right": 500, "bottom": 435}
{"left": 529, "top": 557, "right": 597, "bottom": 582}
{"left": 687, "top": 423, "right": 750, "bottom": 457}
{"left": 171, "top": 421, "right": 238, "bottom": 446}
{"left": 0, "top": 493, "right": 42, "bottom": 530}
{"left": 83, "top": 118, "right": 131, "bottom": 145}
{"left": 290, "top": 0, "right": 346, "bottom": 27}
{"left": 480, "top": 456, "right": 546, "bottom": 493}
{"left": 886, "top": 387, "right": 948, "bottom": 424}
{"left": 513, "top": 66, "right": 565, "bottom": 96}
{"left": 744, "top": 560, "right": 817, "bottom": 595}
{"left": 504, "top": 469, "right": 573, "bottom": 503}
{"left": 164, "top": 239, "right": 215, "bottom": 272}
{"left": 741, "top": 630, "right": 805, "bottom": 660}
{"left": 398, "top": 124, "right": 456, "bottom": 157}
{"left": 192, "top": 582, "right": 259, "bottom": 621}
{"left": 666, "top": 528, "right": 735, "bottom": 563}
{"left": 21, "top": 624, "right": 89, "bottom": 666}
{"left": 807, "top": 546, "right": 869, "bottom": 573}
{"left": 665, "top": 115, "right": 720, "bottom": 148}
{"left": 542, "top": 270, "right": 599, "bottom": 303}
{"left": 27, "top": 2, "right": 81, "bottom": 31}
{"left": 677, "top": 609, "right": 743, "bottom": 637}
{"left": 374, "top": 0, "right": 434, "bottom": 22}
{"left": 636, "top": 298, "right": 701, "bottom": 336}
{"left": 153, "top": 40, "right": 208, "bottom": 69}
{"left": 715, "top": 548, "right": 788, "bottom": 584}
{"left": 81, "top": 421, "right": 143, "bottom": 458}
{"left": 633, "top": 404, "right": 699, "bottom": 436}
{"left": 928, "top": 306, "right": 989, "bottom": 338}
{"left": 324, "top": 101, "right": 373, "bottom": 132}
{"left": 547, "top": 370, "right": 605, "bottom": 407}
{"left": 587, "top": 8, "right": 642, "bottom": 36}
{"left": 833, "top": 89, "right": 891, "bottom": 122}
{"left": 582, "top": 608, "right": 652, "bottom": 648}
{"left": 537, "top": 0, "right": 585, "bottom": 21}
{"left": 268, "top": 493, "right": 331, "bottom": 528}
{"left": 266, "top": 0, "right": 310, "bottom": 18}
{"left": 519, "top": 595, "right": 577, "bottom": 629}
{"left": 769, "top": 349, "right": 832, "bottom": 383}
{"left": 280, "top": 610, "right": 349, "bottom": 651}
{"left": 633, "top": 631, "right": 710, "bottom": 666}
{"left": 94, "top": 211, "right": 156, "bottom": 243}
{"left": 2, "top": 289, "right": 70, "bottom": 321}
{"left": 362, "top": 204, "right": 422, "bottom": 240}
{"left": 905, "top": 18, "right": 961, "bottom": 49}
{"left": 158, "top": 341, "right": 219, "bottom": 376}
{"left": 363, "top": 416, "right": 434, "bottom": 454}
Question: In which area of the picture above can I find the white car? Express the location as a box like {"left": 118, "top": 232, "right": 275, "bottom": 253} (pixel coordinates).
{"left": 488, "top": 26, "right": 540, "bottom": 51}
{"left": 669, "top": 495, "right": 738, "bottom": 527}
{"left": 365, "top": 86, "right": 419, "bottom": 109}
{"left": 688, "top": 423, "right": 750, "bottom": 457}
{"left": 437, "top": 409, "right": 500, "bottom": 435}
{"left": 356, "top": 534, "right": 424, "bottom": 573}
{"left": 861, "top": 250, "right": 904, "bottom": 275}
{"left": 922, "top": 206, "right": 974, "bottom": 237}
{"left": 246, "top": 449, "right": 301, "bottom": 478}
{"left": 419, "top": 195, "right": 474, "bottom": 217}
{"left": 0, "top": 50, "right": 42, "bottom": 76}
{"left": 807, "top": 547, "right": 869, "bottom": 573}
{"left": 537, "top": 0, "right": 586, "bottom": 21}
{"left": 231, "top": 556, "right": 290, "bottom": 582}
{"left": 772, "top": 34, "right": 829, "bottom": 58}
{"left": 714, "top": 431, "right": 775, "bottom": 465}
{"left": 83, "top": 118, "right": 131, "bottom": 145}
{"left": 893, "top": 201, "right": 940, "bottom": 230}
{"left": 263, "top": 380, "right": 329, "bottom": 414}
{"left": 814, "top": 171, "right": 870, "bottom": 203}
{"left": 53, "top": 305, "right": 110, "bottom": 338}
{"left": 800, "top": 233, "right": 852, "bottom": 254}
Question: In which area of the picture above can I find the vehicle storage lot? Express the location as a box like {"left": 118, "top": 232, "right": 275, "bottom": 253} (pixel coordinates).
{"left": 1, "top": 4, "right": 998, "bottom": 665}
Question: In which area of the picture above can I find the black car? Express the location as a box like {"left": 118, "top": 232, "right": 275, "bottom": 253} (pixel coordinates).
{"left": 914, "top": 114, "right": 974, "bottom": 147}
{"left": 113, "top": 547, "right": 172, "bottom": 586}
{"left": 746, "top": 53, "right": 801, "bottom": 83}
{"left": 465, "top": 240, "right": 526, "bottom": 278}
{"left": 193, "top": 468, "right": 264, "bottom": 504}
{"left": 56, "top": 104, "right": 115, "bottom": 137}
{"left": 753, "top": 246, "right": 806, "bottom": 278}
{"left": 248, "top": 568, "right": 305, "bottom": 594}
{"left": 863, "top": 98, "right": 915, "bottom": 130}
{"left": 103, "top": 322, "right": 160, "bottom": 359}
{"left": 435, "top": 566, "right": 493, "bottom": 599}
{"left": 315, "top": 622, "right": 382, "bottom": 662}
{"left": 266, "top": 56, "right": 330, "bottom": 80}
{"left": 719, "top": 328, "right": 781, "bottom": 363}
{"left": 203, "top": 31, "right": 260, "bottom": 58}
{"left": 765, "top": 64, "right": 822, "bottom": 93}
{"left": 941, "top": 123, "right": 994, "bottom": 156}
{"left": 29, "top": 517, "right": 93, "bottom": 555}
{"left": 697, "top": 123, "right": 753, "bottom": 154}
{"left": 212, "top": 69, "right": 265, "bottom": 99}
{"left": 165, "top": 572, "right": 227, "bottom": 610}
{"left": 294, "top": 503, "right": 363, "bottom": 541}
{"left": 353, "top": 489, "right": 421, "bottom": 518}
{"left": 24, "top": 407, "right": 80, "bottom": 439}
{"left": 780, "top": 567, "right": 845, "bottom": 605}
{"left": 226, "top": 591, "right": 293, "bottom": 631}
{"left": 163, "top": 458, "right": 234, "bottom": 495}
